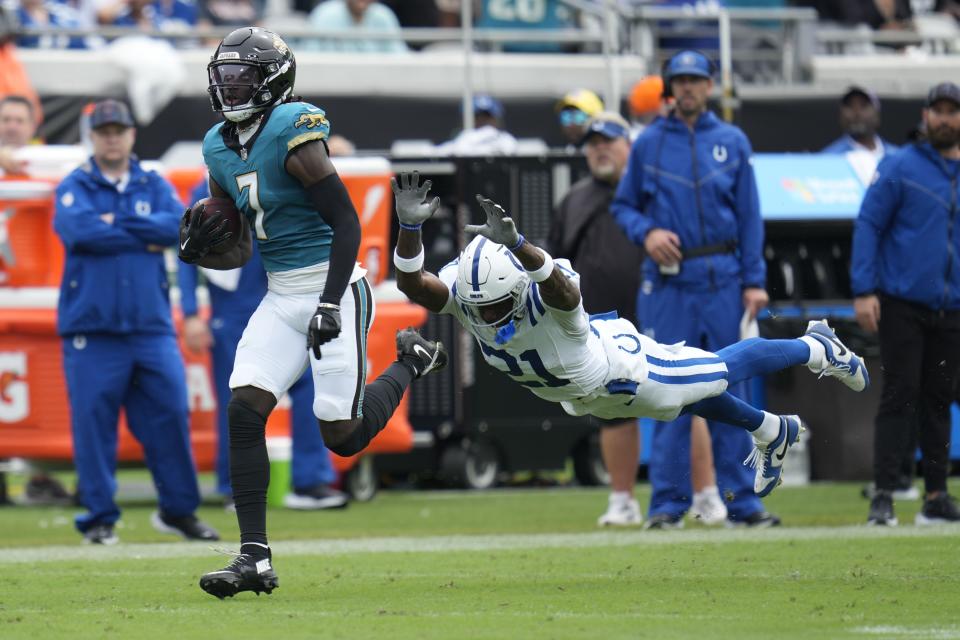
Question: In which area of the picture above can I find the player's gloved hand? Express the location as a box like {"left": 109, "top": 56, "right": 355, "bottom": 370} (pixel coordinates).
{"left": 390, "top": 171, "right": 439, "bottom": 228}
{"left": 178, "top": 204, "right": 233, "bottom": 264}
{"left": 306, "top": 302, "right": 342, "bottom": 359}
{"left": 465, "top": 194, "right": 521, "bottom": 248}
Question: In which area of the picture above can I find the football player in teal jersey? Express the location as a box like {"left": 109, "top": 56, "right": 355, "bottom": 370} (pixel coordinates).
{"left": 178, "top": 27, "right": 448, "bottom": 599}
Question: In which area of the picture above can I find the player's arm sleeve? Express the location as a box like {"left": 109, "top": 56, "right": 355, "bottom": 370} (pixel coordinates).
{"left": 53, "top": 180, "right": 145, "bottom": 254}
{"left": 611, "top": 144, "right": 653, "bottom": 246}
{"left": 177, "top": 261, "right": 200, "bottom": 318}
{"left": 851, "top": 156, "right": 901, "bottom": 296}
{"left": 305, "top": 173, "right": 361, "bottom": 305}
{"left": 734, "top": 136, "right": 765, "bottom": 289}
{"left": 284, "top": 107, "right": 358, "bottom": 305}
{"left": 114, "top": 178, "right": 183, "bottom": 247}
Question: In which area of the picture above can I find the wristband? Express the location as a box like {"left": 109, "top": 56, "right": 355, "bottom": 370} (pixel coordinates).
{"left": 399, "top": 222, "right": 423, "bottom": 231}
{"left": 526, "top": 251, "right": 554, "bottom": 282}
{"left": 393, "top": 246, "right": 425, "bottom": 273}
{"left": 509, "top": 233, "right": 525, "bottom": 251}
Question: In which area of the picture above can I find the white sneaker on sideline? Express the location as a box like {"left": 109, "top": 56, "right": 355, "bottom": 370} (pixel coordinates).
{"left": 690, "top": 487, "right": 728, "bottom": 526}
{"left": 597, "top": 495, "right": 643, "bottom": 527}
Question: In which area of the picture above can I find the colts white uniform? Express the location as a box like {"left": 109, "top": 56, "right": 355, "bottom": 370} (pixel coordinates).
{"left": 438, "top": 259, "right": 730, "bottom": 421}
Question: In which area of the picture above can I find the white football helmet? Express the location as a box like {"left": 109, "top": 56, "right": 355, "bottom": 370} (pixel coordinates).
{"left": 455, "top": 236, "right": 529, "bottom": 340}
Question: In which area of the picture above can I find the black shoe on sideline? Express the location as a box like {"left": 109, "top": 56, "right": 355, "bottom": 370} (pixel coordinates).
{"left": 283, "top": 484, "right": 349, "bottom": 510}
{"left": 867, "top": 491, "right": 898, "bottom": 526}
{"left": 397, "top": 327, "right": 448, "bottom": 379}
{"left": 729, "top": 511, "right": 781, "bottom": 528}
{"left": 24, "top": 474, "right": 74, "bottom": 506}
{"left": 200, "top": 552, "right": 279, "bottom": 599}
{"left": 82, "top": 523, "right": 119, "bottom": 545}
{"left": 916, "top": 493, "right": 960, "bottom": 525}
{"left": 644, "top": 512, "right": 684, "bottom": 530}
{"left": 151, "top": 511, "right": 220, "bottom": 541}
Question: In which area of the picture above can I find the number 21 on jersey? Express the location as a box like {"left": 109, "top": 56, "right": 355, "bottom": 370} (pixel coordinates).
{"left": 236, "top": 171, "right": 267, "bottom": 240}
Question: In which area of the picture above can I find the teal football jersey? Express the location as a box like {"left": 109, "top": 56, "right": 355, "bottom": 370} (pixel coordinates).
{"left": 202, "top": 102, "right": 333, "bottom": 273}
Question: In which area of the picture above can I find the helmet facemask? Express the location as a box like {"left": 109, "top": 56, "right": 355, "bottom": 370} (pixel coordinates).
{"left": 455, "top": 238, "right": 529, "bottom": 344}
{"left": 208, "top": 60, "right": 292, "bottom": 123}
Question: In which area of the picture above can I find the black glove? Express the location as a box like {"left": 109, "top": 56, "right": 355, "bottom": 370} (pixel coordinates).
{"left": 178, "top": 204, "right": 233, "bottom": 264}
{"left": 306, "top": 302, "right": 342, "bottom": 359}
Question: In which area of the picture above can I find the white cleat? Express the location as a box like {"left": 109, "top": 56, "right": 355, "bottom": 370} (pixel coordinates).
{"left": 745, "top": 415, "right": 804, "bottom": 498}
{"left": 689, "top": 487, "right": 728, "bottom": 526}
{"left": 803, "top": 319, "right": 869, "bottom": 392}
{"left": 597, "top": 495, "right": 643, "bottom": 527}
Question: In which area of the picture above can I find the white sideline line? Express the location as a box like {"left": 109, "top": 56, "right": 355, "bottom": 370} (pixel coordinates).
{"left": 2, "top": 525, "right": 958, "bottom": 564}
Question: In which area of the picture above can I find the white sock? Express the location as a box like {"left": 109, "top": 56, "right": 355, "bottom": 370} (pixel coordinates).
{"left": 694, "top": 485, "right": 719, "bottom": 501}
{"left": 751, "top": 412, "right": 781, "bottom": 444}
{"left": 799, "top": 335, "right": 826, "bottom": 368}
{"left": 610, "top": 491, "right": 632, "bottom": 505}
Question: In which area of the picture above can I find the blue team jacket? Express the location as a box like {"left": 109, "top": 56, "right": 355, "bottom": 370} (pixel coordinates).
{"left": 611, "top": 110, "right": 765, "bottom": 291}
{"left": 851, "top": 142, "right": 960, "bottom": 310}
{"left": 54, "top": 157, "right": 184, "bottom": 336}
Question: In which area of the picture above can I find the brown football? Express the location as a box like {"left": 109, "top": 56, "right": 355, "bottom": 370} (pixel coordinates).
{"left": 192, "top": 196, "right": 242, "bottom": 254}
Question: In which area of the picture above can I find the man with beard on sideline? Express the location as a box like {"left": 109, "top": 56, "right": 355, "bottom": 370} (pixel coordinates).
{"left": 852, "top": 81, "right": 960, "bottom": 527}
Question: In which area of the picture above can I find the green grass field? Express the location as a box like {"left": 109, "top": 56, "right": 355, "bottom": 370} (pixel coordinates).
{"left": 2, "top": 473, "right": 959, "bottom": 640}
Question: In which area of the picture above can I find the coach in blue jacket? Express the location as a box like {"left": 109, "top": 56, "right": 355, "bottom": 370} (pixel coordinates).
{"left": 54, "top": 100, "right": 218, "bottom": 545}
{"left": 178, "top": 178, "right": 347, "bottom": 511}
{"left": 852, "top": 82, "right": 960, "bottom": 527}
{"left": 612, "top": 51, "right": 775, "bottom": 528}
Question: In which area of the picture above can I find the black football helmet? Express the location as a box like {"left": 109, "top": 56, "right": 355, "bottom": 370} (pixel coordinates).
{"left": 207, "top": 27, "right": 296, "bottom": 123}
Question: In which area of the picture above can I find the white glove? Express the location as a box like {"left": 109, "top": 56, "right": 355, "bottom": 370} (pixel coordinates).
{"left": 390, "top": 171, "right": 439, "bottom": 228}
{"left": 464, "top": 194, "right": 521, "bottom": 248}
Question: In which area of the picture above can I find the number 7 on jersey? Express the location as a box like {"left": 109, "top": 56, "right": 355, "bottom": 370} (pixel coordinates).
{"left": 236, "top": 171, "right": 267, "bottom": 240}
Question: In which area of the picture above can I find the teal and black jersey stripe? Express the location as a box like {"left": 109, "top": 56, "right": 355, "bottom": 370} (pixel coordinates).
{"left": 351, "top": 277, "right": 374, "bottom": 419}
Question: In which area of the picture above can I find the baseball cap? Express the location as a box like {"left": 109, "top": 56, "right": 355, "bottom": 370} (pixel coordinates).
{"left": 555, "top": 89, "right": 604, "bottom": 116}
{"left": 663, "top": 50, "right": 713, "bottom": 81}
{"left": 926, "top": 82, "right": 960, "bottom": 108}
{"left": 841, "top": 86, "right": 881, "bottom": 111}
{"left": 580, "top": 112, "right": 631, "bottom": 145}
{"left": 88, "top": 99, "right": 135, "bottom": 129}
{"left": 473, "top": 94, "right": 504, "bottom": 119}
{"left": 629, "top": 76, "right": 664, "bottom": 116}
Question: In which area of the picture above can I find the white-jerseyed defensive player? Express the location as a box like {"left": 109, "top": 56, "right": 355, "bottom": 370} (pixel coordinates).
{"left": 391, "top": 172, "right": 869, "bottom": 502}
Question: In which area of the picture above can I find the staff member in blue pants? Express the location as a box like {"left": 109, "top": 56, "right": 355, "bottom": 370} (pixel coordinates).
{"left": 178, "top": 178, "right": 347, "bottom": 511}
{"left": 54, "top": 100, "right": 219, "bottom": 544}
{"left": 612, "top": 51, "right": 777, "bottom": 528}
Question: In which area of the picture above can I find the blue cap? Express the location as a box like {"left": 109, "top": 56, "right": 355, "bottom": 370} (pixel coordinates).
{"left": 89, "top": 99, "right": 135, "bottom": 129}
{"left": 473, "top": 94, "right": 504, "bottom": 119}
{"left": 580, "top": 112, "right": 631, "bottom": 145}
{"left": 664, "top": 50, "right": 713, "bottom": 81}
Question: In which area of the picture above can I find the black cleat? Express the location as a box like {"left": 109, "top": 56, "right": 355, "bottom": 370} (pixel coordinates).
{"left": 916, "top": 493, "right": 960, "bottom": 525}
{"left": 151, "top": 511, "right": 220, "bottom": 541}
{"left": 867, "top": 490, "right": 898, "bottom": 526}
{"left": 643, "top": 512, "right": 684, "bottom": 530}
{"left": 199, "top": 553, "right": 279, "bottom": 599}
{"left": 82, "top": 523, "right": 119, "bottom": 545}
{"left": 729, "top": 510, "right": 782, "bottom": 528}
{"left": 396, "top": 327, "right": 448, "bottom": 379}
